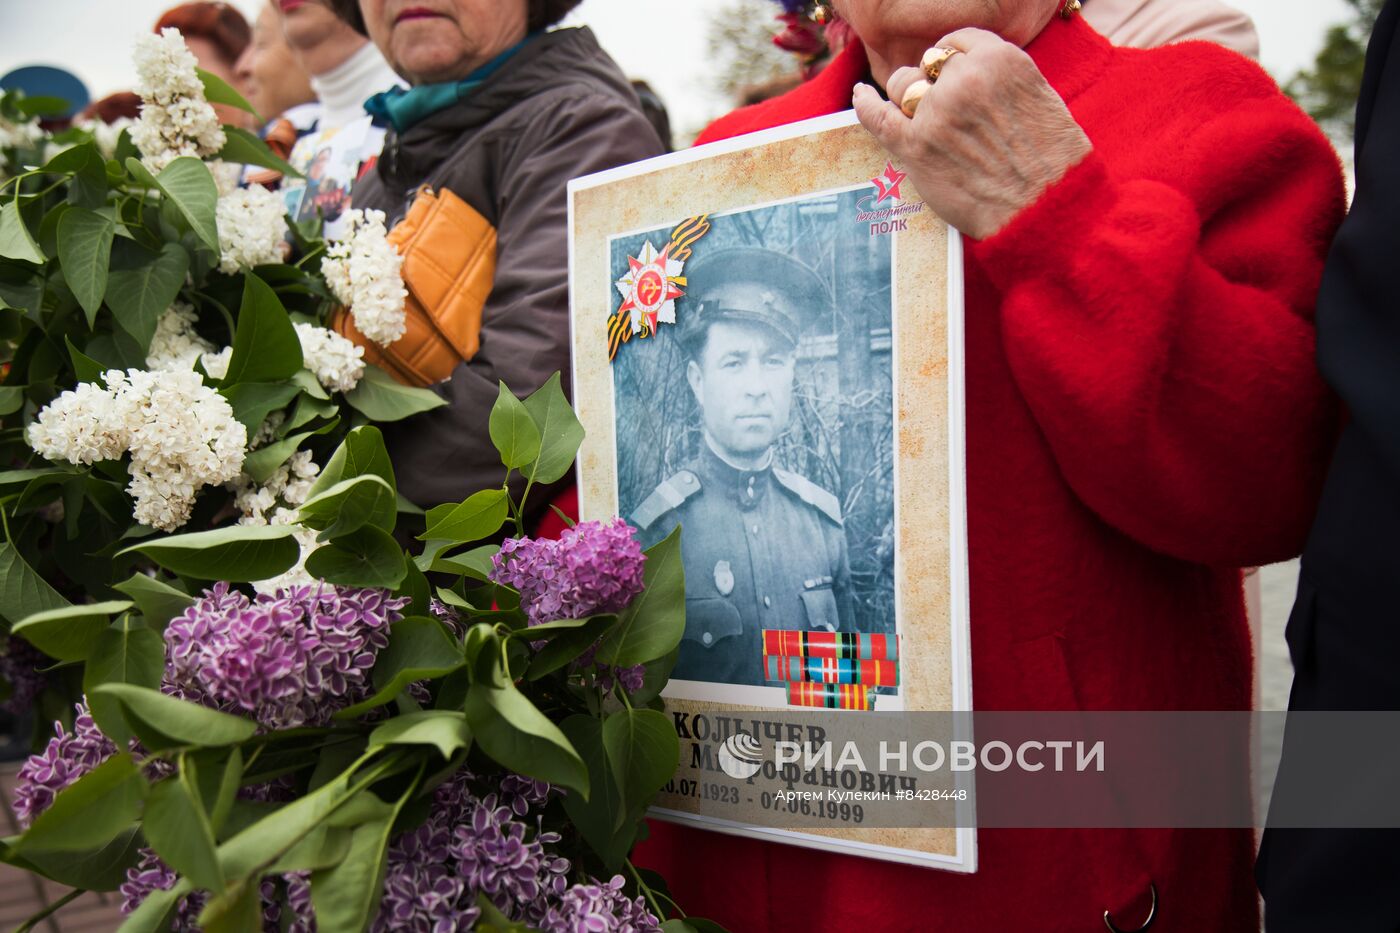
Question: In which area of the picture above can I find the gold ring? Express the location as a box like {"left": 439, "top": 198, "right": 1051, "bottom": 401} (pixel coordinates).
{"left": 921, "top": 46, "right": 963, "bottom": 82}
{"left": 900, "top": 79, "right": 932, "bottom": 118}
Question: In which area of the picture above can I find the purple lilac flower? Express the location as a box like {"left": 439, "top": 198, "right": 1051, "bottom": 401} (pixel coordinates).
{"left": 429, "top": 596, "right": 464, "bottom": 634}
{"left": 490, "top": 519, "right": 645, "bottom": 626}
{"left": 373, "top": 769, "right": 570, "bottom": 932}
{"left": 119, "top": 849, "right": 208, "bottom": 930}
{"left": 490, "top": 519, "right": 649, "bottom": 693}
{"left": 0, "top": 636, "right": 48, "bottom": 716}
{"left": 542, "top": 875, "right": 662, "bottom": 933}
{"left": 260, "top": 871, "right": 315, "bottom": 933}
{"left": 11, "top": 702, "right": 117, "bottom": 827}
{"left": 164, "top": 582, "right": 409, "bottom": 728}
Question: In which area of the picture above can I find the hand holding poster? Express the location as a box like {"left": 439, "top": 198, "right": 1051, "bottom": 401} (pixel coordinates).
{"left": 568, "top": 112, "right": 973, "bottom": 870}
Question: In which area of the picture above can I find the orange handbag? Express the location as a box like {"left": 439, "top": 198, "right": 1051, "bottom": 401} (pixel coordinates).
{"left": 332, "top": 185, "right": 497, "bottom": 387}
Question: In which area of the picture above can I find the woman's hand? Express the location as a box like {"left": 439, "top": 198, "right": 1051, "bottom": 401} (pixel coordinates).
{"left": 852, "top": 28, "right": 1092, "bottom": 240}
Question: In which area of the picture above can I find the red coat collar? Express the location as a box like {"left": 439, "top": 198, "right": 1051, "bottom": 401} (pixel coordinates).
{"left": 694, "top": 14, "right": 1112, "bottom": 146}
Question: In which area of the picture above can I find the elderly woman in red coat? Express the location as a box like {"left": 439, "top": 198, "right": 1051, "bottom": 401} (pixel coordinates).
{"left": 633, "top": 1, "right": 1345, "bottom": 930}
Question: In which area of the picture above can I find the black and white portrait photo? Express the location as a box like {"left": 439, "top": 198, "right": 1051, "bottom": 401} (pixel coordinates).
{"left": 609, "top": 191, "right": 898, "bottom": 688}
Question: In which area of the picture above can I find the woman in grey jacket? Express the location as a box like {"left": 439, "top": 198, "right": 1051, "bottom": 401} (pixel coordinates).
{"left": 329, "top": 0, "right": 665, "bottom": 515}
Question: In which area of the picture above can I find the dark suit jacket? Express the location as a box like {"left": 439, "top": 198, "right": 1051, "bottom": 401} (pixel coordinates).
{"left": 1258, "top": 2, "right": 1400, "bottom": 928}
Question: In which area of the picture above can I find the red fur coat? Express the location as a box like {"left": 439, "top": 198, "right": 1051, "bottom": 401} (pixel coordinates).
{"left": 633, "top": 15, "right": 1344, "bottom": 931}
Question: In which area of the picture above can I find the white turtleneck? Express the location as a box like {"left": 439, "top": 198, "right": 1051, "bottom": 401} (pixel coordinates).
{"left": 309, "top": 42, "right": 405, "bottom": 131}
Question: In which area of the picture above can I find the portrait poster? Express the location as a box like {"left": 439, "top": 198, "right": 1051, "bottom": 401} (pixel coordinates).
{"left": 567, "top": 112, "right": 973, "bottom": 871}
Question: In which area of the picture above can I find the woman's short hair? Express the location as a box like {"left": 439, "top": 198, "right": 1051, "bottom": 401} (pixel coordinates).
{"left": 154, "top": 2, "right": 252, "bottom": 66}
{"left": 328, "top": 0, "right": 584, "bottom": 37}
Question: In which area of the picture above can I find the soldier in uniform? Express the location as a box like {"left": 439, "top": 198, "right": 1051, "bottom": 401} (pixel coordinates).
{"left": 630, "top": 248, "right": 855, "bottom": 687}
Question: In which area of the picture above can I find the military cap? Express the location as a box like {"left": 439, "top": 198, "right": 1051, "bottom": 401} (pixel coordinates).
{"left": 678, "top": 248, "right": 830, "bottom": 354}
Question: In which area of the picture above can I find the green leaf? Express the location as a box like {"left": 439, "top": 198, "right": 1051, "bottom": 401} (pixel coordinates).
{"left": 489, "top": 382, "right": 541, "bottom": 470}
{"left": 0, "top": 468, "right": 68, "bottom": 489}
{"left": 603, "top": 708, "right": 679, "bottom": 822}
{"left": 85, "top": 618, "right": 166, "bottom": 745}
{"left": 424, "top": 543, "right": 498, "bottom": 580}
{"left": 240, "top": 429, "right": 315, "bottom": 485}
{"left": 309, "top": 787, "right": 412, "bottom": 933}
{"left": 119, "top": 524, "right": 299, "bottom": 582}
{"left": 143, "top": 758, "right": 224, "bottom": 891}
{"left": 419, "top": 488, "right": 508, "bottom": 544}
{"left": 106, "top": 239, "right": 189, "bottom": 350}
{"left": 0, "top": 385, "right": 22, "bottom": 415}
{"left": 306, "top": 425, "right": 394, "bottom": 499}
{"left": 628, "top": 645, "right": 679, "bottom": 707}
{"left": 66, "top": 335, "right": 105, "bottom": 383}
{"left": 525, "top": 616, "right": 616, "bottom": 681}
{"left": 335, "top": 617, "right": 463, "bottom": 719}
{"left": 113, "top": 573, "right": 195, "bottom": 628}
{"left": 17, "top": 754, "right": 145, "bottom": 855}
{"left": 476, "top": 894, "right": 535, "bottom": 933}
{"left": 17, "top": 828, "right": 143, "bottom": 893}
{"left": 220, "top": 382, "right": 299, "bottom": 437}
{"left": 199, "top": 881, "right": 261, "bottom": 933}
{"left": 0, "top": 197, "right": 45, "bottom": 264}
{"left": 15, "top": 95, "right": 70, "bottom": 118}
{"left": 56, "top": 206, "right": 116, "bottom": 323}
{"left": 395, "top": 553, "right": 432, "bottom": 617}
{"left": 369, "top": 710, "right": 472, "bottom": 760}
{"left": 153, "top": 157, "right": 219, "bottom": 251}
{"left": 523, "top": 372, "right": 584, "bottom": 484}
{"left": 11, "top": 600, "right": 132, "bottom": 662}
{"left": 298, "top": 474, "right": 397, "bottom": 540}
{"left": 198, "top": 747, "right": 243, "bottom": 837}
{"left": 303, "top": 524, "right": 406, "bottom": 589}
{"left": 197, "top": 68, "right": 261, "bottom": 120}
{"left": 117, "top": 884, "right": 186, "bottom": 932}
{"left": 466, "top": 679, "right": 589, "bottom": 796}
{"left": 558, "top": 715, "right": 633, "bottom": 870}
{"left": 215, "top": 755, "right": 394, "bottom": 880}
{"left": 92, "top": 683, "right": 257, "bottom": 750}
{"left": 0, "top": 542, "right": 70, "bottom": 625}
{"left": 48, "top": 142, "right": 108, "bottom": 209}
{"left": 594, "top": 526, "right": 685, "bottom": 666}
{"left": 344, "top": 364, "right": 448, "bottom": 421}
{"left": 217, "top": 126, "right": 301, "bottom": 178}
{"left": 222, "top": 274, "right": 303, "bottom": 385}
{"left": 661, "top": 921, "right": 730, "bottom": 933}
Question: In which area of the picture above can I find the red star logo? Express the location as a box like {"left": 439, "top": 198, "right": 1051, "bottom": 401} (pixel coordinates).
{"left": 871, "top": 161, "right": 907, "bottom": 203}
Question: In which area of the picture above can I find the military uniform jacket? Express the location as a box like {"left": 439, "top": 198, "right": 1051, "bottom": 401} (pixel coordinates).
{"left": 632, "top": 444, "right": 854, "bottom": 687}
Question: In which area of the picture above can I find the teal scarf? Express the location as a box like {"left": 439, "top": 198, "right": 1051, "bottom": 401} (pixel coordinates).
{"left": 364, "top": 35, "right": 535, "bottom": 133}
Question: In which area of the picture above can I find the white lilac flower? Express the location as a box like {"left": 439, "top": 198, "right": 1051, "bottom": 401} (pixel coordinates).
{"left": 235, "top": 449, "right": 323, "bottom": 593}
{"left": 77, "top": 117, "right": 134, "bottom": 160}
{"left": 25, "top": 381, "right": 127, "bottom": 465}
{"left": 130, "top": 28, "right": 226, "bottom": 172}
{"left": 208, "top": 159, "right": 242, "bottom": 197}
{"left": 321, "top": 209, "right": 407, "bottom": 346}
{"left": 0, "top": 115, "right": 44, "bottom": 152}
{"left": 27, "top": 368, "right": 247, "bottom": 531}
{"left": 146, "top": 302, "right": 215, "bottom": 372}
{"left": 201, "top": 346, "right": 232, "bottom": 380}
{"left": 235, "top": 449, "right": 319, "bottom": 524}
{"left": 215, "top": 185, "right": 285, "bottom": 273}
{"left": 295, "top": 322, "right": 365, "bottom": 393}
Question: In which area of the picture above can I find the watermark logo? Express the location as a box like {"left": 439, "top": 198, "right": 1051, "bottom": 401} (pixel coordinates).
{"left": 718, "top": 731, "right": 764, "bottom": 780}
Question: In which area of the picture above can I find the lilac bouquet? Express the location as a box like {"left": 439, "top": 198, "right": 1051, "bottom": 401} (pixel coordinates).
{"left": 3, "top": 379, "right": 696, "bottom": 932}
